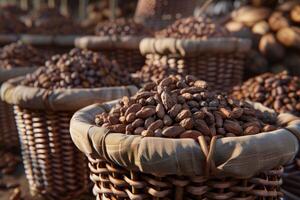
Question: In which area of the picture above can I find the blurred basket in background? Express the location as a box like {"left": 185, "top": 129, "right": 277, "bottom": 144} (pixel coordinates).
{"left": 139, "top": 37, "right": 251, "bottom": 92}
{"left": 1, "top": 75, "right": 138, "bottom": 199}
{"left": 134, "top": 0, "right": 197, "bottom": 30}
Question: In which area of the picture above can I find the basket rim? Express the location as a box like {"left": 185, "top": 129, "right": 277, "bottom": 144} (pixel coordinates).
{"left": 139, "top": 37, "right": 252, "bottom": 57}
{"left": 1, "top": 76, "right": 138, "bottom": 111}
{"left": 75, "top": 35, "right": 146, "bottom": 51}
{"left": 20, "top": 34, "right": 82, "bottom": 47}
{"left": 70, "top": 101, "right": 300, "bottom": 178}
{"left": 0, "top": 66, "right": 38, "bottom": 83}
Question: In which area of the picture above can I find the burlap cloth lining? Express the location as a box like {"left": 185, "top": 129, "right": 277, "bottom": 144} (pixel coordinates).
{"left": 1, "top": 76, "right": 138, "bottom": 111}
{"left": 70, "top": 100, "right": 300, "bottom": 178}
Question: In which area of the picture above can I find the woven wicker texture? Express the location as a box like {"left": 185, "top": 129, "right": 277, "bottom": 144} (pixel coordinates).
{"left": 87, "top": 154, "right": 283, "bottom": 200}
{"left": 75, "top": 36, "right": 145, "bottom": 73}
{"left": 100, "top": 49, "right": 144, "bottom": 73}
{"left": 0, "top": 100, "right": 18, "bottom": 149}
{"left": 283, "top": 154, "right": 300, "bottom": 198}
{"left": 14, "top": 106, "right": 89, "bottom": 199}
{"left": 142, "top": 53, "right": 245, "bottom": 93}
{"left": 135, "top": 0, "right": 197, "bottom": 30}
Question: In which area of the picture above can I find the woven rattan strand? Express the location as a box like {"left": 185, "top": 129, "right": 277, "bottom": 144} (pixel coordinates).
{"left": 0, "top": 100, "right": 18, "bottom": 149}
{"left": 14, "top": 106, "right": 89, "bottom": 199}
{"left": 87, "top": 153, "right": 283, "bottom": 200}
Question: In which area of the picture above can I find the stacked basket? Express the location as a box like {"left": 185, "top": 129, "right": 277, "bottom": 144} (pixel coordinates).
{"left": 138, "top": 16, "right": 251, "bottom": 92}
{"left": 0, "top": 42, "right": 49, "bottom": 150}
{"left": 134, "top": 0, "right": 197, "bottom": 30}
{"left": 76, "top": 19, "right": 153, "bottom": 73}
{"left": 1, "top": 49, "right": 138, "bottom": 199}
{"left": 70, "top": 76, "right": 300, "bottom": 200}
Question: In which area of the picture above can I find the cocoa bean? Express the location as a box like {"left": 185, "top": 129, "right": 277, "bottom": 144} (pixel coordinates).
{"left": 224, "top": 120, "right": 243, "bottom": 135}
{"left": 162, "top": 126, "right": 185, "bottom": 137}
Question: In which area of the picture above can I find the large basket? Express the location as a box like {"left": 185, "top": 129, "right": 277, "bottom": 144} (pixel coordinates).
{"left": 134, "top": 0, "right": 197, "bottom": 30}
{"left": 75, "top": 36, "right": 145, "bottom": 73}
{"left": 70, "top": 101, "right": 300, "bottom": 200}
{"left": 0, "top": 67, "right": 37, "bottom": 150}
{"left": 1, "top": 76, "right": 138, "bottom": 199}
{"left": 139, "top": 37, "right": 251, "bottom": 92}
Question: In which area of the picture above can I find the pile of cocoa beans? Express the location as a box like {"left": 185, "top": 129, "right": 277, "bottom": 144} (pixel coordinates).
{"left": 96, "top": 75, "right": 277, "bottom": 141}
{"left": 95, "top": 18, "right": 152, "bottom": 37}
{"left": 0, "top": 42, "right": 49, "bottom": 69}
{"left": 82, "top": 0, "right": 138, "bottom": 33}
{"left": 22, "top": 48, "right": 134, "bottom": 89}
{"left": 136, "top": 55, "right": 180, "bottom": 84}
{"left": 25, "top": 7, "right": 85, "bottom": 35}
{"left": 232, "top": 71, "right": 300, "bottom": 115}
{"left": 156, "top": 16, "right": 228, "bottom": 39}
{"left": 226, "top": 1, "right": 300, "bottom": 78}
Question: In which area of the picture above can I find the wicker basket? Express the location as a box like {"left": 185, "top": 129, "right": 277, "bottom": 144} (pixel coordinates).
{"left": 283, "top": 157, "right": 300, "bottom": 199}
{"left": 1, "top": 76, "right": 138, "bottom": 199}
{"left": 70, "top": 102, "right": 300, "bottom": 200}
{"left": 0, "top": 67, "right": 37, "bottom": 150}
{"left": 75, "top": 36, "right": 145, "bottom": 73}
{"left": 139, "top": 37, "right": 251, "bottom": 92}
{"left": 134, "top": 0, "right": 197, "bottom": 30}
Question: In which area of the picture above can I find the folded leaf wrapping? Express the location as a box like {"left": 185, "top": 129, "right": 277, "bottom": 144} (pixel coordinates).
{"left": 70, "top": 101, "right": 300, "bottom": 178}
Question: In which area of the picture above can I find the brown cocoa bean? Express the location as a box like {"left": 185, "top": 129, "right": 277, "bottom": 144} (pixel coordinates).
{"left": 148, "top": 120, "right": 164, "bottom": 132}
{"left": 180, "top": 118, "right": 194, "bottom": 129}
{"left": 224, "top": 120, "right": 243, "bottom": 135}
{"left": 244, "top": 125, "right": 260, "bottom": 135}
{"left": 163, "top": 115, "right": 173, "bottom": 126}
{"left": 194, "top": 119, "right": 211, "bottom": 136}
{"left": 180, "top": 130, "right": 202, "bottom": 140}
{"left": 162, "top": 126, "right": 185, "bottom": 137}
{"left": 132, "top": 118, "right": 144, "bottom": 128}
{"left": 161, "top": 91, "right": 176, "bottom": 110}
{"left": 176, "top": 109, "right": 192, "bottom": 121}
{"left": 156, "top": 103, "right": 165, "bottom": 119}
{"left": 136, "top": 107, "right": 156, "bottom": 119}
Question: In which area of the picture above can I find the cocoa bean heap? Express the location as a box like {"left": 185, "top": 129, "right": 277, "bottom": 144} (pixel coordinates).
{"left": 22, "top": 48, "right": 134, "bottom": 89}
{"left": 96, "top": 75, "right": 277, "bottom": 140}
{"left": 95, "top": 18, "right": 152, "bottom": 36}
{"left": 0, "top": 42, "right": 49, "bottom": 69}
{"left": 156, "top": 16, "right": 228, "bottom": 39}
{"left": 232, "top": 71, "right": 300, "bottom": 115}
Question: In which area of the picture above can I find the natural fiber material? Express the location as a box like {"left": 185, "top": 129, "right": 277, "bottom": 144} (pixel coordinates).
{"left": 20, "top": 34, "right": 79, "bottom": 47}
{"left": 70, "top": 101, "right": 300, "bottom": 199}
{"left": 1, "top": 76, "right": 138, "bottom": 111}
{"left": 0, "top": 67, "right": 37, "bottom": 150}
{"left": 139, "top": 37, "right": 251, "bottom": 92}
{"left": 1, "top": 76, "right": 138, "bottom": 199}
{"left": 75, "top": 36, "right": 145, "bottom": 73}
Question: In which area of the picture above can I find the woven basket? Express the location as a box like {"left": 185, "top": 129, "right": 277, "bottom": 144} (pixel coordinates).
{"left": 70, "top": 101, "right": 300, "bottom": 200}
{"left": 134, "top": 0, "right": 197, "bottom": 30}
{"left": 75, "top": 36, "right": 145, "bottom": 73}
{"left": 0, "top": 67, "right": 37, "bottom": 150}
{"left": 1, "top": 76, "right": 138, "bottom": 199}
{"left": 139, "top": 37, "right": 251, "bottom": 92}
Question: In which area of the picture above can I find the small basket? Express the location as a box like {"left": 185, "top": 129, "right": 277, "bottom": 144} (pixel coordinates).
{"left": 75, "top": 36, "right": 145, "bottom": 73}
{"left": 0, "top": 67, "right": 37, "bottom": 150}
{"left": 1, "top": 76, "right": 138, "bottom": 199}
{"left": 134, "top": 0, "right": 197, "bottom": 30}
{"left": 70, "top": 101, "right": 300, "bottom": 200}
{"left": 139, "top": 37, "right": 251, "bottom": 92}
